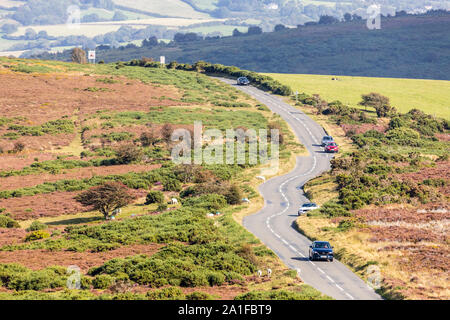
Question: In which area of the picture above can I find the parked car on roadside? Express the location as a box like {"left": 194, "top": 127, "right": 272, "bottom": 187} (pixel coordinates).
{"left": 298, "top": 203, "right": 320, "bottom": 215}
{"left": 324, "top": 142, "right": 339, "bottom": 153}
{"left": 237, "top": 77, "right": 250, "bottom": 85}
{"left": 309, "top": 241, "right": 334, "bottom": 261}
{"left": 321, "top": 135, "right": 334, "bottom": 146}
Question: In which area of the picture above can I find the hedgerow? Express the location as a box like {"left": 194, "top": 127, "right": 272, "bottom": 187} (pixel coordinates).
{"left": 124, "top": 60, "right": 292, "bottom": 96}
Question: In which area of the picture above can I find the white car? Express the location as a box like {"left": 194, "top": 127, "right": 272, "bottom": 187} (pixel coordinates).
{"left": 298, "top": 203, "right": 320, "bottom": 215}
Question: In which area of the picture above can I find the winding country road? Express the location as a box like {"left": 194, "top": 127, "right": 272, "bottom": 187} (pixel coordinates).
{"left": 217, "top": 78, "right": 382, "bottom": 300}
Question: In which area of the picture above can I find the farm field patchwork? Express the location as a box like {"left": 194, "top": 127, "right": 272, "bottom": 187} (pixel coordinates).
{"left": 267, "top": 73, "right": 450, "bottom": 120}
{"left": 112, "top": 0, "right": 211, "bottom": 19}
{"left": 0, "top": 57, "right": 327, "bottom": 300}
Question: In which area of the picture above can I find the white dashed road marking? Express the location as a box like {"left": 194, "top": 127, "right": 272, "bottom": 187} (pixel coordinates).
{"left": 227, "top": 81, "right": 357, "bottom": 300}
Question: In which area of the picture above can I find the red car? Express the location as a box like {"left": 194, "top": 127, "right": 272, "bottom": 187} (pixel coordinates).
{"left": 325, "top": 142, "right": 339, "bottom": 153}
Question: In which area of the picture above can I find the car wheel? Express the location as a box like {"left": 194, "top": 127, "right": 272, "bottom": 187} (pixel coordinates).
{"left": 329, "top": 258, "right": 333, "bottom": 262}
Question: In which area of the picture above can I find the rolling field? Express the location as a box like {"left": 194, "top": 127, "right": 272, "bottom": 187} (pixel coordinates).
{"left": 113, "top": 0, "right": 210, "bottom": 19}
{"left": 267, "top": 73, "right": 450, "bottom": 120}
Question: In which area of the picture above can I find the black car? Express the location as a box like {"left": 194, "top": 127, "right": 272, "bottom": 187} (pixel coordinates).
{"left": 237, "top": 77, "right": 250, "bottom": 85}
{"left": 309, "top": 241, "right": 334, "bottom": 262}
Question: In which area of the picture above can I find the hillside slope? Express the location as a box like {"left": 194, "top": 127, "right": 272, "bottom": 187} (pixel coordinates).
{"left": 44, "top": 14, "right": 450, "bottom": 80}
{"left": 0, "top": 57, "right": 329, "bottom": 300}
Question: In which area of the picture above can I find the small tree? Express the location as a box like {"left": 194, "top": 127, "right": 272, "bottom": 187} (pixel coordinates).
{"left": 140, "top": 129, "right": 159, "bottom": 147}
{"left": 359, "top": 92, "right": 389, "bottom": 112}
{"left": 145, "top": 190, "right": 164, "bottom": 205}
{"left": 359, "top": 93, "right": 396, "bottom": 117}
{"left": 75, "top": 182, "right": 135, "bottom": 219}
{"left": 161, "top": 124, "right": 173, "bottom": 145}
{"left": 115, "top": 143, "right": 143, "bottom": 164}
{"left": 13, "top": 142, "right": 25, "bottom": 153}
{"left": 71, "top": 47, "right": 87, "bottom": 64}
{"left": 274, "top": 24, "right": 286, "bottom": 32}
{"left": 225, "top": 185, "right": 242, "bottom": 205}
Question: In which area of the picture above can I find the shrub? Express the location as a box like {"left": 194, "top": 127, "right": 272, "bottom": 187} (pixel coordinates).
{"left": 146, "top": 287, "right": 185, "bottom": 300}
{"left": 319, "top": 202, "right": 352, "bottom": 218}
{"left": 26, "top": 221, "right": 48, "bottom": 232}
{"left": 145, "top": 191, "right": 164, "bottom": 205}
{"left": 81, "top": 277, "right": 93, "bottom": 289}
{"left": 13, "top": 142, "right": 25, "bottom": 153}
{"left": 182, "top": 194, "right": 227, "bottom": 211}
{"left": 156, "top": 203, "right": 168, "bottom": 212}
{"left": 186, "top": 291, "right": 214, "bottom": 300}
{"left": 0, "top": 215, "right": 20, "bottom": 228}
{"left": 163, "top": 179, "right": 182, "bottom": 192}
{"left": 337, "top": 219, "right": 355, "bottom": 232}
{"left": 140, "top": 131, "right": 159, "bottom": 147}
{"left": 207, "top": 272, "right": 226, "bottom": 286}
{"left": 386, "top": 127, "right": 421, "bottom": 145}
{"left": 25, "top": 230, "right": 51, "bottom": 242}
{"left": 0, "top": 264, "right": 66, "bottom": 291}
{"left": 93, "top": 274, "right": 115, "bottom": 289}
{"left": 115, "top": 143, "right": 143, "bottom": 164}
{"left": 225, "top": 185, "right": 242, "bottom": 205}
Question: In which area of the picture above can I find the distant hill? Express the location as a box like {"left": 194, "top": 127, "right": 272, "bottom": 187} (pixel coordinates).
{"left": 37, "top": 13, "right": 450, "bottom": 80}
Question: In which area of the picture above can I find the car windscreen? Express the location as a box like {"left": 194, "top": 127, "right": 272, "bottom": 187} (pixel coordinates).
{"left": 314, "top": 242, "right": 330, "bottom": 248}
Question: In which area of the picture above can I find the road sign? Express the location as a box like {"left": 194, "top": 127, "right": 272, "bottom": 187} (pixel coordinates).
{"left": 88, "top": 50, "right": 96, "bottom": 60}
{"left": 160, "top": 56, "right": 166, "bottom": 64}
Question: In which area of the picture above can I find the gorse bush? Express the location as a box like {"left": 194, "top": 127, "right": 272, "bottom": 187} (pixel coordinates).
{"left": 0, "top": 158, "right": 118, "bottom": 177}
{"left": 0, "top": 215, "right": 20, "bottom": 228}
{"left": 26, "top": 221, "right": 48, "bottom": 232}
{"left": 0, "top": 264, "right": 66, "bottom": 291}
{"left": 88, "top": 242, "right": 256, "bottom": 288}
{"left": 92, "top": 274, "right": 115, "bottom": 289}
{"left": 25, "top": 230, "right": 50, "bottom": 242}
{"left": 235, "top": 287, "right": 329, "bottom": 300}
{"left": 2, "top": 205, "right": 223, "bottom": 252}
{"left": 182, "top": 194, "right": 227, "bottom": 211}
{"left": 7, "top": 119, "right": 74, "bottom": 136}
{"left": 318, "top": 202, "right": 352, "bottom": 218}
{"left": 146, "top": 287, "right": 185, "bottom": 300}
{"left": 114, "top": 143, "right": 143, "bottom": 164}
{"left": 145, "top": 191, "right": 164, "bottom": 205}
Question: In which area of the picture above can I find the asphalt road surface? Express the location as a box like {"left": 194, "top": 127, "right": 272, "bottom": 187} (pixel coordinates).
{"left": 217, "top": 78, "right": 382, "bottom": 300}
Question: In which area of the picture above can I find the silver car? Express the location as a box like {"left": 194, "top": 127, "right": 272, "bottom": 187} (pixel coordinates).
{"left": 321, "top": 135, "right": 334, "bottom": 147}
{"left": 298, "top": 203, "right": 320, "bottom": 215}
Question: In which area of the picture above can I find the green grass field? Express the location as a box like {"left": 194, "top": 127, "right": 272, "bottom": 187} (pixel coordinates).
{"left": 266, "top": 73, "right": 450, "bottom": 120}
